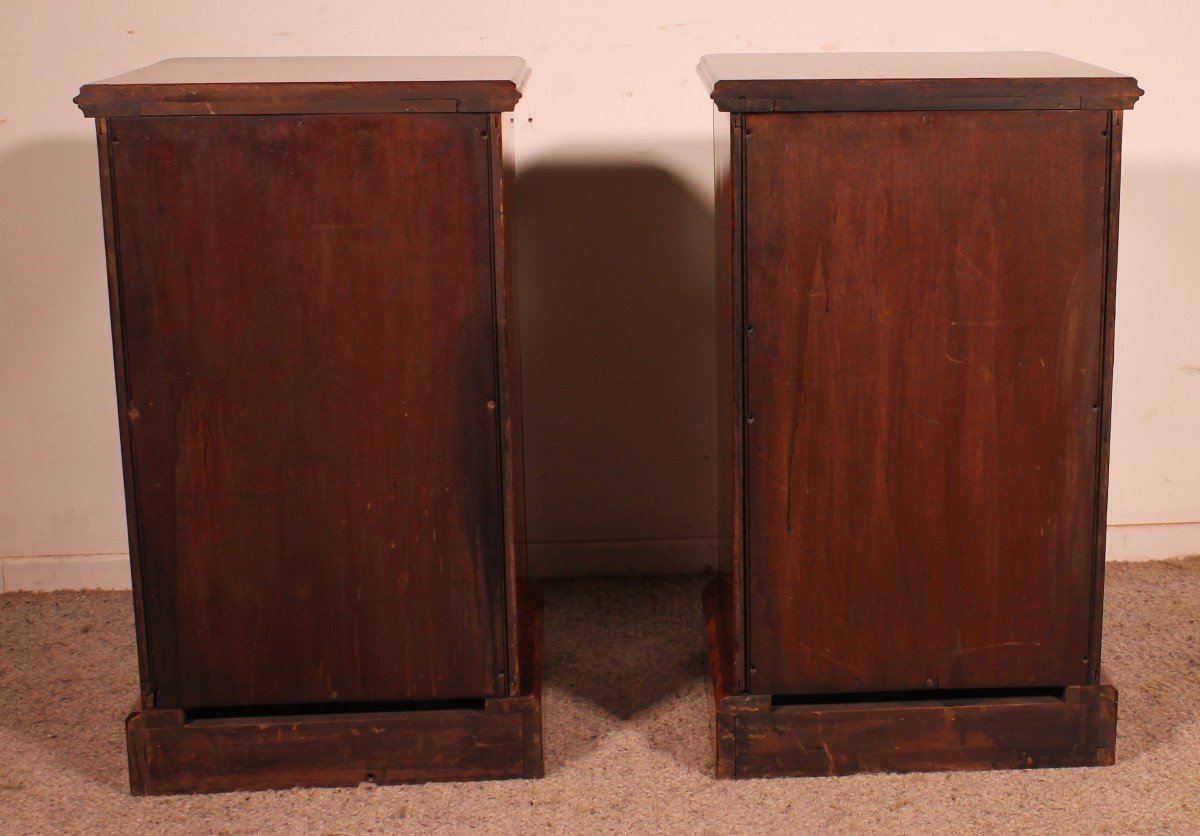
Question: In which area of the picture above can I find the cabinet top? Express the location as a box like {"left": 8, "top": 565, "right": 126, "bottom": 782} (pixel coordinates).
{"left": 75, "top": 56, "right": 530, "bottom": 117}
{"left": 697, "top": 52, "right": 1142, "bottom": 112}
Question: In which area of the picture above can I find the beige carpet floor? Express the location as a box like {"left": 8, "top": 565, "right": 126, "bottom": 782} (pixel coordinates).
{"left": 0, "top": 558, "right": 1197, "bottom": 834}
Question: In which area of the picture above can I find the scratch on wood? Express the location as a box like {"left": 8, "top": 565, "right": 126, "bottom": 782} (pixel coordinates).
{"left": 795, "top": 641, "right": 865, "bottom": 676}
{"left": 938, "top": 640, "right": 1041, "bottom": 656}
{"left": 901, "top": 405, "right": 942, "bottom": 426}
{"left": 951, "top": 243, "right": 987, "bottom": 281}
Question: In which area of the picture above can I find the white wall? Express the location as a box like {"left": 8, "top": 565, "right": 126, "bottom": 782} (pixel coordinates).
{"left": 2, "top": 0, "right": 1198, "bottom": 589}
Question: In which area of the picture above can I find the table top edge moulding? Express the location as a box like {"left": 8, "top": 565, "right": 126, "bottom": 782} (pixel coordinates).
{"left": 75, "top": 56, "right": 531, "bottom": 117}
{"left": 697, "top": 51, "right": 1143, "bottom": 112}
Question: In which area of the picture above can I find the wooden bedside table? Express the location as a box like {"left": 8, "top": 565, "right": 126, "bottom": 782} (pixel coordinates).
{"left": 75, "top": 56, "right": 540, "bottom": 794}
{"left": 699, "top": 51, "right": 1142, "bottom": 778}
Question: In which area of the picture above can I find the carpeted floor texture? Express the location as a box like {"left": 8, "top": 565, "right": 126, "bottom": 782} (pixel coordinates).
{"left": 1, "top": 558, "right": 1197, "bottom": 834}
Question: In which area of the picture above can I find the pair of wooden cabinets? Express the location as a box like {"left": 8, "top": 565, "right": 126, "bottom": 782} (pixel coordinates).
{"left": 76, "top": 52, "right": 1140, "bottom": 794}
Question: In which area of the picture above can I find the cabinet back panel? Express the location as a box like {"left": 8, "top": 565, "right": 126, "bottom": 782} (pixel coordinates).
{"left": 744, "top": 110, "right": 1108, "bottom": 695}
{"left": 109, "top": 114, "right": 505, "bottom": 708}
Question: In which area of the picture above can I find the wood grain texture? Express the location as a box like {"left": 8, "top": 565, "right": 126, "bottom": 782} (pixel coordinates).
{"left": 127, "top": 706, "right": 521, "bottom": 795}
{"left": 705, "top": 579, "right": 1116, "bottom": 779}
{"left": 728, "top": 683, "right": 1117, "bottom": 779}
{"left": 704, "top": 54, "right": 1134, "bottom": 779}
{"left": 704, "top": 580, "right": 766, "bottom": 776}
{"left": 94, "top": 117, "right": 154, "bottom": 707}
{"left": 76, "top": 56, "right": 529, "bottom": 116}
{"left": 742, "top": 109, "right": 1110, "bottom": 696}
{"left": 698, "top": 52, "right": 1143, "bottom": 112}
{"left": 514, "top": 581, "right": 545, "bottom": 778}
{"left": 107, "top": 113, "right": 506, "bottom": 709}
{"left": 712, "top": 108, "right": 748, "bottom": 694}
{"left": 126, "top": 586, "right": 543, "bottom": 795}
{"left": 492, "top": 112, "right": 528, "bottom": 697}
{"left": 1089, "top": 110, "right": 1124, "bottom": 684}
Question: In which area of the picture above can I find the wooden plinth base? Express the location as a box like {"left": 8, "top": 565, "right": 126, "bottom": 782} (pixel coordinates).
{"left": 703, "top": 581, "right": 1116, "bottom": 779}
{"left": 126, "top": 594, "right": 544, "bottom": 795}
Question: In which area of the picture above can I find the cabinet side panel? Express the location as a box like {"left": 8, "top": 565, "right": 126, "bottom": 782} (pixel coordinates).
{"left": 95, "top": 117, "right": 155, "bottom": 705}
{"left": 1089, "top": 110, "right": 1123, "bottom": 682}
{"left": 744, "top": 110, "right": 1109, "bottom": 695}
{"left": 493, "top": 112, "right": 528, "bottom": 695}
{"left": 109, "top": 113, "right": 506, "bottom": 707}
{"left": 714, "top": 107, "right": 747, "bottom": 692}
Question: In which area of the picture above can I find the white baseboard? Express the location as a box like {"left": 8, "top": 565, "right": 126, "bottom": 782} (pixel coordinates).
{"left": 1105, "top": 522, "right": 1200, "bottom": 562}
{"left": 1, "top": 553, "right": 131, "bottom": 592}
{"left": 3, "top": 524, "right": 1196, "bottom": 591}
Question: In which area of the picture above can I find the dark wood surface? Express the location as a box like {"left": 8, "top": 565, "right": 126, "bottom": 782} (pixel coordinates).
{"left": 1090, "top": 110, "right": 1125, "bottom": 681}
{"left": 127, "top": 705, "right": 525, "bottom": 795}
{"left": 126, "top": 586, "right": 544, "bottom": 795}
{"left": 493, "top": 112, "right": 529, "bottom": 697}
{"left": 703, "top": 580, "right": 766, "bottom": 778}
{"left": 105, "top": 112, "right": 506, "bottom": 709}
{"left": 76, "top": 56, "right": 529, "bottom": 116}
{"left": 86, "top": 58, "right": 537, "bottom": 790}
{"left": 712, "top": 108, "right": 748, "bottom": 694}
{"left": 742, "top": 109, "right": 1110, "bottom": 696}
{"left": 698, "top": 52, "right": 1142, "bottom": 111}
{"left": 730, "top": 682, "right": 1117, "bottom": 779}
{"left": 704, "top": 580, "right": 1117, "bottom": 779}
{"left": 94, "top": 117, "right": 154, "bottom": 705}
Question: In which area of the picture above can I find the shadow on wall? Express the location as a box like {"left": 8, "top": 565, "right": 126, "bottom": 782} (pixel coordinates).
{"left": 515, "top": 159, "right": 718, "bottom": 577}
